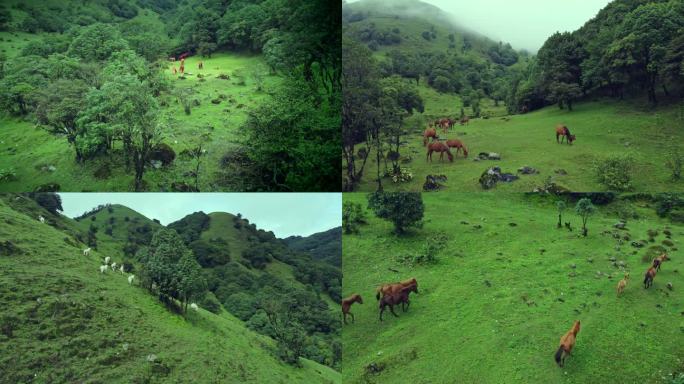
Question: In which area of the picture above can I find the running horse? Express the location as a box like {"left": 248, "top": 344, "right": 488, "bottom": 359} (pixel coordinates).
{"left": 376, "top": 277, "right": 418, "bottom": 301}
{"left": 446, "top": 139, "right": 468, "bottom": 158}
{"left": 555, "top": 125, "right": 575, "bottom": 145}
{"left": 379, "top": 284, "right": 418, "bottom": 321}
{"left": 341, "top": 294, "right": 363, "bottom": 324}
{"left": 554, "top": 320, "right": 581, "bottom": 367}
{"left": 643, "top": 266, "right": 657, "bottom": 289}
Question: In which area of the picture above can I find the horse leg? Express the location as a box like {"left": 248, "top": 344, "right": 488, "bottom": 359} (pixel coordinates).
{"left": 350, "top": 312, "right": 355, "bottom": 323}
{"left": 379, "top": 305, "right": 384, "bottom": 321}
{"left": 556, "top": 133, "right": 560, "bottom": 143}
{"left": 343, "top": 312, "right": 348, "bottom": 324}
{"left": 390, "top": 304, "right": 399, "bottom": 317}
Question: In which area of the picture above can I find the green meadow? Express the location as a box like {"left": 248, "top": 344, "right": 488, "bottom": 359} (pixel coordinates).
{"left": 342, "top": 193, "right": 684, "bottom": 383}
{"left": 0, "top": 48, "right": 278, "bottom": 192}
{"left": 354, "top": 96, "right": 684, "bottom": 193}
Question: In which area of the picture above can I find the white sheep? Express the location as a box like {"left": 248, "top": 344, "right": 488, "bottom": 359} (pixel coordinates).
{"left": 128, "top": 275, "right": 135, "bottom": 285}
{"left": 104, "top": 256, "right": 111, "bottom": 265}
{"left": 99, "top": 265, "right": 107, "bottom": 273}
{"left": 38, "top": 215, "right": 45, "bottom": 223}
{"left": 111, "top": 262, "right": 117, "bottom": 271}
{"left": 190, "top": 303, "right": 199, "bottom": 312}
{"left": 119, "top": 265, "right": 125, "bottom": 274}
{"left": 83, "top": 248, "right": 91, "bottom": 256}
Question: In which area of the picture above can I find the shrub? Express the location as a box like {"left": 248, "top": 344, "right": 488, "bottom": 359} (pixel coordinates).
{"left": 665, "top": 147, "right": 682, "bottom": 180}
{"left": 150, "top": 143, "right": 176, "bottom": 166}
{"left": 367, "top": 192, "right": 424, "bottom": 234}
{"left": 0, "top": 168, "right": 17, "bottom": 182}
{"left": 642, "top": 245, "right": 667, "bottom": 263}
{"left": 342, "top": 202, "right": 366, "bottom": 234}
{"left": 593, "top": 155, "right": 634, "bottom": 191}
{"left": 198, "top": 291, "right": 222, "bottom": 314}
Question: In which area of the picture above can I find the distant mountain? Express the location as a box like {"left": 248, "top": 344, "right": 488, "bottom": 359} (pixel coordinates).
{"left": 0, "top": 195, "right": 339, "bottom": 383}
{"left": 284, "top": 227, "right": 342, "bottom": 267}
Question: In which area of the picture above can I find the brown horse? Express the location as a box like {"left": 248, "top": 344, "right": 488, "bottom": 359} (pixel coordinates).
{"left": 446, "top": 139, "right": 468, "bottom": 158}
{"left": 423, "top": 128, "right": 438, "bottom": 146}
{"left": 376, "top": 277, "right": 418, "bottom": 300}
{"left": 198, "top": 61, "right": 204, "bottom": 70}
{"left": 427, "top": 142, "right": 453, "bottom": 162}
{"left": 652, "top": 253, "right": 669, "bottom": 271}
{"left": 342, "top": 294, "right": 363, "bottom": 324}
{"left": 172, "top": 66, "right": 177, "bottom": 75}
{"left": 437, "top": 118, "right": 450, "bottom": 134}
{"left": 644, "top": 267, "right": 657, "bottom": 288}
{"left": 616, "top": 273, "right": 629, "bottom": 296}
{"left": 554, "top": 320, "right": 580, "bottom": 367}
{"left": 379, "top": 284, "right": 417, "bottom": 321}
{"left": 460, "top": 116, "right": 469, "bottom": 126}
{"left": 555, "top": 125, "right": 575, "bottom": 145}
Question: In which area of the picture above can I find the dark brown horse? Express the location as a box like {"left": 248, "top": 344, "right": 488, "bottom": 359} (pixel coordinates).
{"left": 427, "top": 142, "right": 453, "bottom": 162}
{"left": 644, "top": 266, "right": 657, "bottom": 288}
{"left": 423, "top": 128, "right": 438, "bottom": 146}
{"left": 555, "top": 320, "right": 580, "bottom": 367}
{"left": 446, "top": 139, "right": 468, "bottom": 158}
{"left": 198, "top": 61, "right": 204, "bottom": 70}
{"left": 556, "top": 125, "right": 575, "bottom": 145}
{"left": 342, "top": 294, "right": 363, "bottom": 324}
{"left": 652, "top": 253, "right": 669, "bottom": 271}
{"left": 460, "top": 116, "right": 470, "bottom": 126}
{"left": 379, "top": 284, "right": 418, "bottom": 321}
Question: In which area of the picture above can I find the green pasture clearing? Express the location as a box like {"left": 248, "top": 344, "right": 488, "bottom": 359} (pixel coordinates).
{"left": 353, "top": 97, "right": 684, "bottom": 192}
{"left": 0, "top": 52, "right": 279, "bottom": 192}
{"left": 342, "top": 193, "right": 684, "bottom": 384}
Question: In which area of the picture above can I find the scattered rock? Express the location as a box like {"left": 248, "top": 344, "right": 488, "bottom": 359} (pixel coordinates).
{"left": 586, "top": 258, "right": 593, "bottom": 263}
{"left": 631, "top": 241, "right": 644, "bottom": 248}
{"left": 473, "top": 224, "right": 482, "bottom": 230}
{"left": 554, "top": 169, "right": 568, "bottom": 175}
{"left": 146, "top": 354, "right": 157, "bottom": 362}
{"left": 365, "top": 362, "right": 385, "bottom": 375}
{"left": 609, "top": 256, "right": 617, "bottom": 262}
{"left": 423, "top": 174, "right": 448, "bottom": 191}
{"left": 460, "top": 221, "right": 469, "bottom": 225}
{"left": 217, "top": 74, "right": 230, "bottom": 80}
{"left": 479, "top": 166, "right": 519, "bottom": 189}
{"left": 569, "top": 264, "right": 576, "bottom": 269}
{"left": 517, "top": 166, "right": 539, "bottom": 175}
{"left": 484, "top": 280, "right": 491, "bottom": 287}
{"left": 667, "top": 282, "right": 673, "bottom": 291}
{"left": 211, "top": 98, "right": 221, "bottom": 104}
{"left": 539, "top": 249, "right": 546, "bottom": 254}
{"left": 614, "top": 221, "right": 627, "bottom": 229}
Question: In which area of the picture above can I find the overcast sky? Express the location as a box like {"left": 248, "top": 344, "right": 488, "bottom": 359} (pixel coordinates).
{"left": 349, "top": 0, "right": 612, "bottom": 52}
{"left": 58, "top": 193, "right": 341, "bottom": 238}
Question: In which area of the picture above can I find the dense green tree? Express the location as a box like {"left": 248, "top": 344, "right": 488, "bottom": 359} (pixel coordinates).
{"left": 31, "top": 193, "right": 63, "bottom": 215}
{"left": 67, "top": 23, "right": 129, "bottom": 62}
{"left": 367, "top": 192, "right": 424, "bottom": 234}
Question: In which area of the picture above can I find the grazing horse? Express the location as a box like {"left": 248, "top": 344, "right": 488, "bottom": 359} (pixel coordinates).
{"left": 554, "top": 320, "right": 580, "bottom": 367}
{"left": 376, "top": 278, "right": 418, "bottom": 300}
{"left": 427, "top": 142, "right": 453, "bottom": 163}
{"left": 379, "top": 285, "right": 417, "bottom": 321}
{"left": 342, "top": 294, "right": 363, "bottom": 324}
{"left": 438, "top": 118, "right": 450, "bottom": 134}
{"left": 652, "top": 253, "right": 669, "bottom": 272}
{"left": 423, "top": 128, "right": 438, "bottom": 146}
{"left": 198, "top": 61, "right": 204, "bottom": 70}
{"left": 446, "top": 139, "right": 468, "bottom": 158}
{"left": 460, "top": 116, "right": 469, "bottom": 126}
{"left": 616, "top": 273, "right": 629, "bottom": 296}
{"left": 643, "top": 267, "right": 657, "bottom": 288}
{"left": 555, "top": 125, "right": 575, "bottom": 145}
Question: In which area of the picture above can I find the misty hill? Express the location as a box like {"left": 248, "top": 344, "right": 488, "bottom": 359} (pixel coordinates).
{"left": 0, "top": 195, "right": 340, "bottom": 383}
{"left": 343, "top": 0, "right": 525, "bottom": 110}
{"left": 284, "top": 227, "right": 342, "bottom": 267}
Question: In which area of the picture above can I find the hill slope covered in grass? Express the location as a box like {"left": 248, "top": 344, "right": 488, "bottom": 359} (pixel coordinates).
{"left": 0, "top": 195, "right": 340, "bottom": 383}
{"left": 342, "top": 193, "right": 684, "bottom": 384}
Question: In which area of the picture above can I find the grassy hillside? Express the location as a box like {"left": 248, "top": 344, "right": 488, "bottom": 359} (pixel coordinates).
{"left": 354, "top": 98, "right": 684, "bottom": 192}
{"left": 0, "top": 196, "right": 340, "bottom": 383}
{"left": 285, "top": 227, "right": 343, "bottom": 267}
{"left": 342, "top": 193, "right": 684, "bottom": 383}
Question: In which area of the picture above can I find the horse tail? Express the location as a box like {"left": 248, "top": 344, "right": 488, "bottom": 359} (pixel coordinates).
{"left": 643, "top": 272, "right": 650, "bottom": 285}
{"left": 554, "top": 346, "right": 564, "bottom": 366}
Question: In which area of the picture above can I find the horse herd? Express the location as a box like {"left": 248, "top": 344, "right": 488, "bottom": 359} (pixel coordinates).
{"left": 421, "top": 120, "right": 576, "bottom": 164}
{"left": 342, "top": 253, "right": 672, "bottom": 369}
{"left": 341, "top": 277, "right": 418, "bottom": 324}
